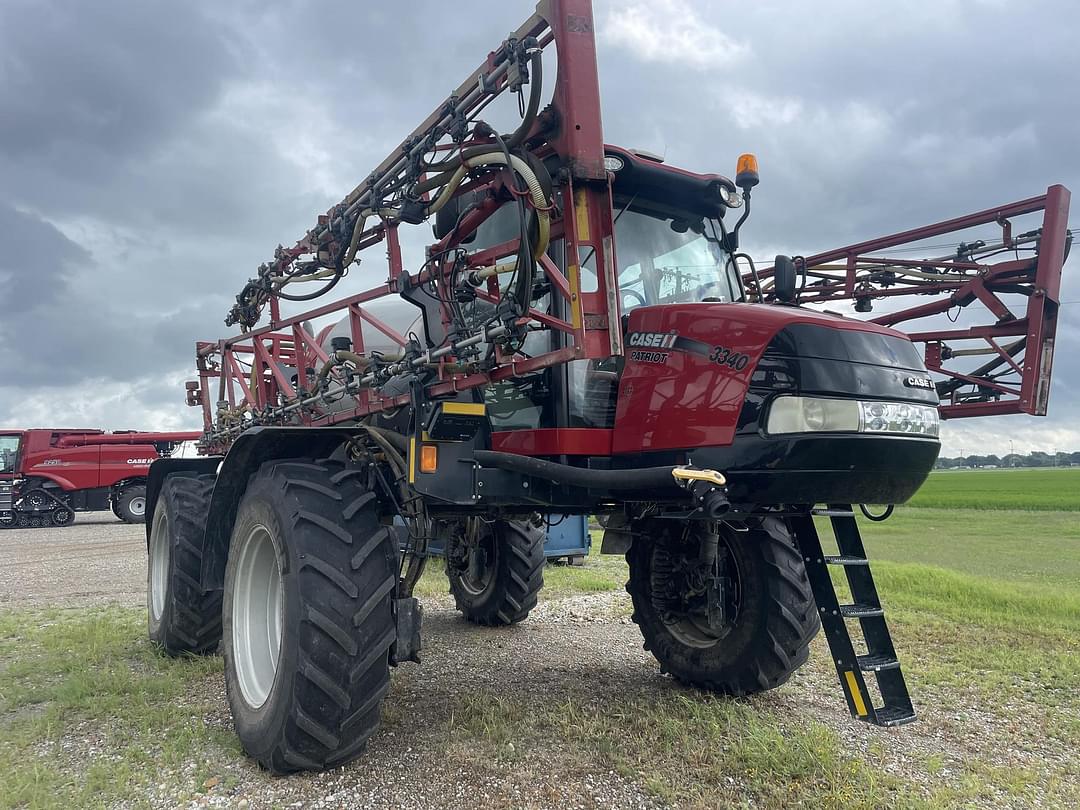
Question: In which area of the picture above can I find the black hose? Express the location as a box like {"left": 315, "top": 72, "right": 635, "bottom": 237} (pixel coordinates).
{"left": 474, "top": 451, "right": 680, "bottom": 491}
{"left": 422, "top": 44, "right": 543, "bottom": 176}
{"left": 859, "top": 503, "right": 894, "bottom": 522}
{"left": 364, "top": 425, "right": 409, "bottom": 454}
{"left": 489, "top": 130, "right": 533, "bottom": 317}
{"left": 274, "top": 271, "right": 344, "bottom": 302}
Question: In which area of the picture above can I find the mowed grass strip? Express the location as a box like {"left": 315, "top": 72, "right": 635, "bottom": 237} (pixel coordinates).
{"left": 0, "top": 607, "right": 235, "bottom": 810}
{"left": 449, "top": 690, "right": 920, "bottom": 810}
{"left": 907, "top": 467, "right": 1080, "bottom": 510}
{"left": 832, "top": 506, "right": 1080, "bottom": 587}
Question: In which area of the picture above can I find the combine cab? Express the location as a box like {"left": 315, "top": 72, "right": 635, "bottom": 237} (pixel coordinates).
{"left": 143, "top": 0, "right": 1070, "bottom": 773}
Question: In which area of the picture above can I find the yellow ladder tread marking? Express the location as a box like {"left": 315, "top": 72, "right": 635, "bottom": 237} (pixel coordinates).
{"left": 844, "top": 670, "right": 869, "bottom": 717}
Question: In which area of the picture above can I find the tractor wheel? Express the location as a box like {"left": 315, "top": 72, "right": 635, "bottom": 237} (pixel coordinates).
{"left": 446, "top": 518, "right": 544, "bottom": 626}
{"left": 50, "top": 506, "right": 75, "bottom": 527}
{"left": 626, "top": 516, "right": 820, "bottom": 695}
{"left": 116, "top": 485, "right": 148, "bottom": 523}
{"left": 148, "top": 475, "right": 222, "bottom": 655}
{"left": 25, "top": 489, "right": 51, "bottom": 510}
{"left": 223, "top": 459, "right": 397, "bottom": 774}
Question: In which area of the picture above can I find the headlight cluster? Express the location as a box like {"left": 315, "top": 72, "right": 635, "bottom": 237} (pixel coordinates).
{"left": 766, "top": 396, "right": 939, "bottom": 437}
{"left": 859, "top": 401, "right": 939, "bottom": 436}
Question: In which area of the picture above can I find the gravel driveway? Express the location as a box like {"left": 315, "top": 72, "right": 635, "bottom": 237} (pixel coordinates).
{"left": 0, "top": 512, "right": 146, "bottom": 609}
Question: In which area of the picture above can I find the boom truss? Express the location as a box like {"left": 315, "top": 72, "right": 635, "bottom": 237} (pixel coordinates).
{"left": 754, "top": 186, "right": 1071, "bottom": 418}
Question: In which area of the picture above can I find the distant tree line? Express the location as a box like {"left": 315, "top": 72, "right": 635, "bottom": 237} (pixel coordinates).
{"left": 935, "top": 451, "right": 1080, "bottom": 469}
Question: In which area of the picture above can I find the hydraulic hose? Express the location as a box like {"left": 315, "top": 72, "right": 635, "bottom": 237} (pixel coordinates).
{"left": 364, "top": 425, "right": 409, "bottom": 454}
{"left": 473, "top": 451, "right": 682, "bottom": 491}
{"left": 423, "top": 45, "right": 543, "bottom": 173}
{"left": 316, "top": 350, "right": 369, "bottom": 388}
{"left": 426, "top": 152, "right": 549, "bottom": 258}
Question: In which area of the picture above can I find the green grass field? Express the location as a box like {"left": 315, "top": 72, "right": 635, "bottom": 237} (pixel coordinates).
{"left": 907, "top": 467, "right": 1079, "bottom": 510}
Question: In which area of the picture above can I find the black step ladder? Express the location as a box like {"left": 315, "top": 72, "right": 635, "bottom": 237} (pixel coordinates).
{"left": 789, "top": 504, "right": 916, "bottom": 727}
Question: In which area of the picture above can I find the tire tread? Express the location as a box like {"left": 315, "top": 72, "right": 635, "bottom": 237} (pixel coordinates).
{"left": 149, "top": 475, "right": 222, "bottom": 656}
{"left": 225, "top": 459, "right": 396, "bottom": 774}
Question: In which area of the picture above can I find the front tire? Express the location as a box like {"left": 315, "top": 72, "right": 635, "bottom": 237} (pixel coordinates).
{"left": 627, "top": 517, "right": 820, "bottom": 695}
{"left": 223, "top": 459, "right": 397, "bottom": 774}
{"left": 148, "top": 475, "right": 222, "bottom": 655}
{"left": 116, "top": 484, "right": 148, "bottom": 523}
{"left": 445, "top": 518, "right": 544, "bottom": 626}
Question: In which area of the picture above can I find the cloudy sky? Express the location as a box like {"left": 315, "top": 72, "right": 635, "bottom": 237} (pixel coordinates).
{"left": 1, "top": 0, "right": 1077, "bottom": 456}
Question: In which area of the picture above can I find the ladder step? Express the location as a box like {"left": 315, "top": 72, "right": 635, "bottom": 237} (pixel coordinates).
{"left": 857, "top": 653, "right": 900, "bottom": 672}
{"left": 873, "top": 705, "right": 917, "bottom": 727}
{"left": 839, "top": 603, "right": 884, "bottom": 619}
{"left": 824, "top": 555, "right": 868, "bottom": 566}
{"left": 812, "top": 508, "right": 856, "bottom": 517}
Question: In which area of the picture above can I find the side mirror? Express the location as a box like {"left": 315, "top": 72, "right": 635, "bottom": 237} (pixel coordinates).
{"left": 773, "top": 255, "right": 797, "bottom": 304}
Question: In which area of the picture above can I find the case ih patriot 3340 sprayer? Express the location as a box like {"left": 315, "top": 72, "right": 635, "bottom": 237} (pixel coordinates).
{"left": 0, "top": 429, "right": 199, "bottom": 528}
{"left": 145, "top": 0, "right": 1070, "bottom": 773}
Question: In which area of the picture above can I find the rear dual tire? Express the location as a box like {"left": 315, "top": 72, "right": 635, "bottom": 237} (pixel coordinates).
{"left": 148, "top": 475, "right": 222, "bottom": 655}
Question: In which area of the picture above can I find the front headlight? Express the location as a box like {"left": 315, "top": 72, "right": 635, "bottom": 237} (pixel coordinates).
{"left": 766, "top": 396, "right": 939, "bottom": 437}
{"left": 767, "top": 396, "right": 860, "bottom": 433}
{"left": 859, "top": 401, "right": 939, "bottom": 436}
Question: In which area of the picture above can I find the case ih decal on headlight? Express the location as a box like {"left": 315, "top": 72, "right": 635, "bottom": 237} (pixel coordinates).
{"left": 903, "top": 376, "right": 935, "bottom": 390}
{"left": 627, "top": 332, "right": 751, "bottom": 372}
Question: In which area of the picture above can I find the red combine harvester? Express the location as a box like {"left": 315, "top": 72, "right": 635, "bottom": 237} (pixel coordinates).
{"left": 144, "top": 0, "right": 1070, "bottom": 773}
{"left": 0, "top": 429, "right": 200, "bottom": 528}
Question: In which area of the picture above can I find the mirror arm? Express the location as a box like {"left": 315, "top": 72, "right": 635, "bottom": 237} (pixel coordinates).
{"left": 726, "top": 189, "right": 752, "bottom": 252}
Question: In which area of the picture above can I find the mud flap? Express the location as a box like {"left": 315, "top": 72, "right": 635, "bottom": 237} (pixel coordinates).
{"left": 392, "top": 596, "right": 423, "bottom": 665}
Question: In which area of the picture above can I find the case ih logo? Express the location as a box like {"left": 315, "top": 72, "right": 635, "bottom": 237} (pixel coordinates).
{"left": 126, "top": 458, "right": 157, "bottom": 465}
{"left": 627, "top": 332, "right": 677, "bottom": 349}
{"left": 903, "top": 376, "right": 935, "bottom": 390}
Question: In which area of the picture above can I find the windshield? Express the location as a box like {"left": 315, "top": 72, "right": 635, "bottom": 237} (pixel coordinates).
{"left": 0, "top": 435, "right": 18, "bottom": 475}
{"left": 614, "top": 206, "right": 741, "bottom": 312}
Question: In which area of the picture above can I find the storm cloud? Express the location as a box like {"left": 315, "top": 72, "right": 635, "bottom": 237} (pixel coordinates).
{"left": 1, "top": 0, "right": 1077, "bottom": 455}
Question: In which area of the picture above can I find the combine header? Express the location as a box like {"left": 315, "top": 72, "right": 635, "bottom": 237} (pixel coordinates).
{"left": 144, "top": 0, "right": 1070, "bottom": 773}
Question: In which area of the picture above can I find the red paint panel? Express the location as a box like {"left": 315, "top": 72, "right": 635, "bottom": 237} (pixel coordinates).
{"left": 96, "top": 444, "right": 161, "bottom": 488}
{"left": 491, "top": 428, "right": 612, "bottom": 456}
{"left": 613, "top": 303, "right": 904, "bottom": 454}
{"left": 15, "top": 430, "right": 166, "bottom": 492}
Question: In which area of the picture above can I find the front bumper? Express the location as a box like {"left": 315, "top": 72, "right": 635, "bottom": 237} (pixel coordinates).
{"left": 686, "top": 433, "right": 939, "bottom": 505}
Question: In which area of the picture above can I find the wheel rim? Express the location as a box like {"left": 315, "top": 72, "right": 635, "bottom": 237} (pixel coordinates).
{"left": 128, "top": 496, "right": 146, "bottom": 517}
{"left": 458, "top": 528, "right": 496, "bottom": 597}
{"left": 52, "top": 508, "right": 72, "bottom": 526}
{"left": 149, "top": 508, "right": 170, "bottom": 622}
{"left": 657, "top": 533, "right": 742, "bottom": 650}
{"left": 231, "top": 523, "right": 284, "bottom": 709}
